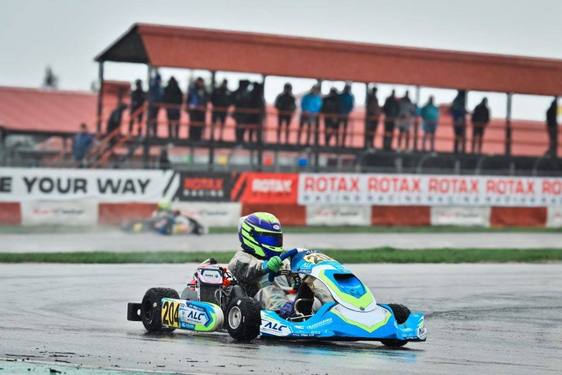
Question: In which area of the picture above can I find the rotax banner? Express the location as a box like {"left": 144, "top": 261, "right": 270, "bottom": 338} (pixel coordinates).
{"left": 298, "top": 173, "right": 562, "bottom": 207}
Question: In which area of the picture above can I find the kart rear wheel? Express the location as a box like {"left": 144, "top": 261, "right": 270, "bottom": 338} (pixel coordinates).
{"left": 381, "top": 304, "right": 411, "bottom": 348}
{"left": 140, "top": 288, "right": 179, "bottom": 333}
{"left": 226, "top": 297, "right": 261, "bottom": 341}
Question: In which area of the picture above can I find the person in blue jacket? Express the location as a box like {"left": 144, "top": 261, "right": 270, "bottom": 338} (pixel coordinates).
{"left": 420, "top": 96, "right": 440, "bottom": 152}
{"left": 298, "top": 85, "right": 323, "bottom": 146}
{"left": 337, "top": 83, "right": 355, "bottom": 147}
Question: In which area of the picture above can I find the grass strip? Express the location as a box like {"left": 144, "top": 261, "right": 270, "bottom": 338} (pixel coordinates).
{"left": 1, "top": 248, "right": 561, "bottom": 264}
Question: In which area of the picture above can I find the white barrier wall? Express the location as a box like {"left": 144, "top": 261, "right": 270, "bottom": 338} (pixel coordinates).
{"left": 21, "top": 200, "right": 99, "bottom": 226}
{"left": 306, "top": 205, "right": 371, "bottom": 226}
{"left": 174, "top": 202, "right": 241, "bottom": 227}
{"left": 547, "top": 206, "right": 562, "bottom": 228}
{"left": 430, "top": 206, "right": 491, "bottom": 227}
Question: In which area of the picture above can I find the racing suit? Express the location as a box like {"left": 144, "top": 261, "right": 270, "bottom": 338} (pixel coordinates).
{"left": 228, "top": 251, "right": 291, "bottom": 311}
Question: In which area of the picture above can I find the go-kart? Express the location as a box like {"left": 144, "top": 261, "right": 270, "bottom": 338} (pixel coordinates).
{"left": 127, "top": 249, "right": 427, "bottom": 347}
{"left": 121, "top": 211, "right": 207, "bottom": 235}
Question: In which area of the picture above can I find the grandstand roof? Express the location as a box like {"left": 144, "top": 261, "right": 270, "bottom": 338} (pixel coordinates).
{"left": 0, "top": 86, "right": 96, "bottom": 134}
{"left": 97, "top": 23, "right": 562, "bottom": 96}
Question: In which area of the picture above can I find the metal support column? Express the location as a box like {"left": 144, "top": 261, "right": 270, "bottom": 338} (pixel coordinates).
{"left": 257, "top": 75, "right": 266, "bottom": 171}
{"left": 96, "top": 62, "right": 104, "bottom": 134}
{"left": 413, "top": 85, "right": 420, "bottom": 151}
{"left": 143, "top": 66, "right": 153, "bottom": 168}
{"left": 209, "top": 71, "right": 217, "bottom": 171}
{"left": 314, "top": 79, "right": 323, "bottom": 172}
{"left": 505, "top": 93, "right": 512, "bottom": 156}
{"left": 364, "top": 83, "right": 369, "bottom": 149}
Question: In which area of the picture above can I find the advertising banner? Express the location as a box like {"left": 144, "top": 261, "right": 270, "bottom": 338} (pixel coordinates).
{"left": 231, "top": 172, "right": 299, "bottom": 204}
{"left": 430, "top": 206, "right": 491, "bottom": 227}
{"left": 177, "top": 172, "right": 235, "bottom": 202}
{"left": 21, "top": 200, "right": 99, "bottom": 226}
{"left": 306, "top": 205, "right": 371, "bottom": 226}
{"left": 298, "top": 173, "right": 562, "bottom": 207}
{"left": 174, "top": 202, "right": 241, "bottom": 227}
{"left": 0, "top": 168, "right": 177, "bottom": 202}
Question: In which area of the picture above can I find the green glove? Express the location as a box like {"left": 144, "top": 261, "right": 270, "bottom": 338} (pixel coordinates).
{"left": 264, "top": 256, "right": 283, "bottom": 273}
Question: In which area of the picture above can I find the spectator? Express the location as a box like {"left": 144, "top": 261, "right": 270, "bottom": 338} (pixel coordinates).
{"left": 420, "top": 96, "right": 439, "bottom": 152}
{"left": 163, "top": 76, "right": 183, "bottom": 139}
{"left": 382, "top": 90, "right": 400, "bottom": 150}
{"left": 232, "top": 80, "right": 252, "bottom": 143}
{"left": 106, "top": 103, "right": 127, "bottom": 136}
{"left": 128, "top": 79, "right": 145, "bottom": 136}
{"left": 159, "top": 145, "right": 171, "bottom": 170}
{"left": 72, "top": 123, "right": 94, "bottom": 166}
{"left": 210, "top": 79, "right": 231, "bottom": 141}
{"left": 546, "top": 98, "right": 558, "bottom": 157}
{"left": 365, "top": 86, "right": 381, "bottom": 149}
{"left": 298, "top": 85, "right": 323, "bottom": 146}
{"left": 322, "top": 88, "right": 340, "bottom": 146}
{"left": 186, "top": 77, "right": 209, "bottom": 141}
{"left": 338, "top": 83, "right": 355, "bottom": 147}
{"left": 451, "top": 90, "right": 468, "bottom": 154}
{"left": 471, "top": 97, "right": 490, "bottom": 154}
{"left": 147, "top": 72, "right": 163, "bottom": 138}
{"left": 396, "top": 91, "right": 416, "bottom": 151}
{"left": 247, "top": 82, "right": 266, "bottom": 143}
{"left": 274, "top": 83, "right": 296, "bottom": 144}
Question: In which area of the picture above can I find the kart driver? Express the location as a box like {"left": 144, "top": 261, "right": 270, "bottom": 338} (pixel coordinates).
{"left": 228, "top": 212, "right": 293, "bottom": 317}
{"left": 228, "top": 212, "right": 333, "bottom": 318}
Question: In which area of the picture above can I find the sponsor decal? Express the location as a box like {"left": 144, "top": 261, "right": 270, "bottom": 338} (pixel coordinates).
{"left": 260, "top": 316, "right": 291, "bottom": 336}
{"left": 180, "top": 304, "right": 209, "bottom": 326}
{"left": 299, "top": 173, "right": 562, "bottom": 207}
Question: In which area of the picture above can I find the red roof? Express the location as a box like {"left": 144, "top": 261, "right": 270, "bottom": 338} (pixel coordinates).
{"left": 0, "top": 86, "right": 97, "bottom": 134}
{"left": 97, "top": 23, "right": 562, "bottom": 96}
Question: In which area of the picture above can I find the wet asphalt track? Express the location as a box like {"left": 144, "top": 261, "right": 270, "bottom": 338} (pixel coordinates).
{"left": 1, "top": 263, "right": 561, "bottom": 374}
{"left": 2, "top": 231, "right": 562, "bottom": 252}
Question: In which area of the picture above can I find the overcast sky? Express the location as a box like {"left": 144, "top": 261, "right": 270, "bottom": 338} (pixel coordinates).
{"left": 1, "top": 0, "right": 561, "bottom": 120}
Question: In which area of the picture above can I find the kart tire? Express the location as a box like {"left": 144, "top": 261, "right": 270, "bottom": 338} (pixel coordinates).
{"left": 226, "top": 297, "right": 261, "bottom": 341}
{"left": 387, "top": 304, "right": 411, "bottom": 324}
{"left": 381, "top": 304, "right": 411, "bottom": 348}
{"left": 140, "top": 287, "right": 179, "bottom": 333}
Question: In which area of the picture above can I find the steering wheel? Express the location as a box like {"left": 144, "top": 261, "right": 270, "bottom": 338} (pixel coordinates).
{"left": 268, "top": 248, "right": 299, "bottom": 282}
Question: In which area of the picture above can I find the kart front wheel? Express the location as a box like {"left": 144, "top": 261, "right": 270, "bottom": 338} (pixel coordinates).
{"left": 381, "top": 304, "right": 411, "bottom": 348}
{"left": 226, "top": 297, "right": 261, "bottom": 341}
{"left": 140, "top": 287, "right": 179, "bottom": 333}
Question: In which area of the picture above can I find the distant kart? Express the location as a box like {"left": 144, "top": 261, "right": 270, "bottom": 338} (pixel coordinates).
{"left": 127, "top": 249, "right": 427, "bottom": 346}
{"left": 121, "top": 212, "right": 207, "bottom": 235}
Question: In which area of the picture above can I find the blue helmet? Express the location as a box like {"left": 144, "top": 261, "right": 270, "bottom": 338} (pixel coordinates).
{"left": 238, "top": 212, "right": 283, "bottom": 260}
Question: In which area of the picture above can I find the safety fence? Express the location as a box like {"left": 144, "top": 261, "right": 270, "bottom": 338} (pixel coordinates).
{"left": 1, "top": 167, "right": 561, "bottom": 228}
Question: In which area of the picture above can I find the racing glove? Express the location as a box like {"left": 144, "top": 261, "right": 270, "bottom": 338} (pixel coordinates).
{"left": 263, "top": 256, "right": 283, "bottom": 273}
{"left": 278, "top": 301, "right": 295, "bottom": 319}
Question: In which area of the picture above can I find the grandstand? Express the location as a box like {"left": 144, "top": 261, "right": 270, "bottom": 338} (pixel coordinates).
{"left": 0, "top": 23, "right": 561, "bottom": 175}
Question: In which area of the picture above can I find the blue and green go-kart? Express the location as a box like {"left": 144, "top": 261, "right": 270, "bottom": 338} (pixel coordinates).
{"left": 127, "top": 248, "right": 427, "bottom": 347}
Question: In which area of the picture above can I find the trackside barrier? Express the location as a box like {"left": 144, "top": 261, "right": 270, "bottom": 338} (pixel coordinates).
{"left": 1, "top": 168, "right": 561, "bottom": 227}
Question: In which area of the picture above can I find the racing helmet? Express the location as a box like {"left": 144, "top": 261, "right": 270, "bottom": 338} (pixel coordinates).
{"left": 157, "top": 198, "right": 172, "bottom": 211}
{"left": 238, "top": 212, "right": 283, "bottom": 260}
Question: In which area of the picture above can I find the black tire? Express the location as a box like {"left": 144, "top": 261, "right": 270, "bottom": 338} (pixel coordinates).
{"left": 140, "top": 288, "right": 179, "bottom": 333}
{"left": 225, "top": 297, "right": 261, "bottom": 341}
{"left": 381, "top": 304, "right": 411, "bottom": 348}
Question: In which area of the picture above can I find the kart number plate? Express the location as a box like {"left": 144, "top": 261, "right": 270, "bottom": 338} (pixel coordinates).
{"left": 304, "top": 253, "right": 333, "bottom": 264}
{"left": 161, "top": 300, "right": 180, "bottom": 328}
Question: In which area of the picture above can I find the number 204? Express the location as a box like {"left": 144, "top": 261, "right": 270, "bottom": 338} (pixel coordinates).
{"left": 161, "top": 300, "right": 180, "bottom": 328}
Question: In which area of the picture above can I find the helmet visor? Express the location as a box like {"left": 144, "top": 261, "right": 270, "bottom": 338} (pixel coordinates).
{"left": 255, "top": 232, "right": 283, "bottom": 248}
